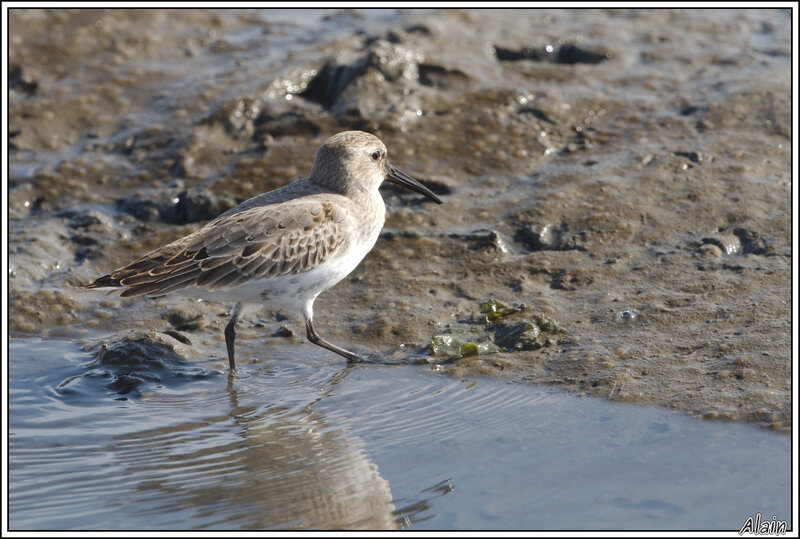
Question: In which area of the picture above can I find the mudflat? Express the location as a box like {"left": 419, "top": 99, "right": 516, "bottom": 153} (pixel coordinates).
{"left": 8, "top": 9, "right": 791, "bottom": 431}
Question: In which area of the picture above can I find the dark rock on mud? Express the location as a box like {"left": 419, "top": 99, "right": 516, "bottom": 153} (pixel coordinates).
{"left": 731, "top": 227, "right": 776, "bottom": 256}
{"left": 418, "top": 63, "right": 470, "bottom": 90}
{"left": 59, "top": 207, "right": 111, "bottom": 229}
{"left": 494, "top": 45, "right": 549, "bottom": 63}
{"left": 673, "top": 151, "right": 706, "bottom": 164}
{"left": 9, "top": 65, "right": 38, "bottom": 96}
{"left": 300, "top": 38, "right": 424, "bottom": 125}
{"left": 162, "top": 305, "right": 208, "bottom": 332}
{"left": 203, "top": 97, "right": 263, "bottom": 140}
{"left": 494, "top": 43, "right": 611, "bottom": 64}
{"left": 514, "top": 222, "right": 584, "bottom": 252}
{"left": 70, "top": 331, "right": 214, "bottom": 399}
{"left": 118, "top": 184, "right": 236, "bottom": 224}
{"left": 256, "top": 109, "right": 325, "bottom": 139}
{"left": 450, "top": 229, "right": 513, "bottom": 255}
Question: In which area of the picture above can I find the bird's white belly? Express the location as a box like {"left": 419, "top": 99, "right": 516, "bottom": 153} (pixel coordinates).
{"left": 178, "top": 231, "right": 379, "bottom": 313}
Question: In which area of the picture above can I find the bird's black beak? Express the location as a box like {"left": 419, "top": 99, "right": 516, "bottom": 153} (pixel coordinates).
{"left": 386, "top": 164, "right": 442, "bottom": 204}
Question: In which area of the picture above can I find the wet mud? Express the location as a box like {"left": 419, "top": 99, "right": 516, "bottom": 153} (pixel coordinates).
{"left": 8, "top": 9, "right": 792, "bottom": 431}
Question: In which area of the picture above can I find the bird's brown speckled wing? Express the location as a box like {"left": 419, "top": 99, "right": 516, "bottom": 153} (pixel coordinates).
{"left": 86, "top": 200, "right": 346, "bottom": 297}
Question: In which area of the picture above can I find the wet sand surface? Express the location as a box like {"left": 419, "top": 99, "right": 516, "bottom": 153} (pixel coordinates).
{"left": 7, "top": 8, "right": 793, "bottom": 531}
{"left": 9, "top": 8, "right": 791, "bottom": 431}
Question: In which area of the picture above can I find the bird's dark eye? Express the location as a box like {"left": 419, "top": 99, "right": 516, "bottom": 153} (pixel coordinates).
{"left": 371, "top": 150, "right": 381, "bottom": 161}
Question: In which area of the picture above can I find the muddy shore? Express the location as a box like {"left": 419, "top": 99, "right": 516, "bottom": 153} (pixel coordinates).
{"left": 8, "top": 9, "right": 792, "bottom": 431}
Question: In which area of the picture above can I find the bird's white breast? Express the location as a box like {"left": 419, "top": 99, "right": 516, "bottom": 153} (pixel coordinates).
{"left": 179, "top": 193, "right": 385, "bottom": 314}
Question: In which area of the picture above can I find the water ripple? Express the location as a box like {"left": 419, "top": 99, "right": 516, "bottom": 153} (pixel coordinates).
{"left": 323, "top": 368, "right": 555, "bottom": 446}
{"left": 9, "top": 338, "right": 791, "bottom": 530}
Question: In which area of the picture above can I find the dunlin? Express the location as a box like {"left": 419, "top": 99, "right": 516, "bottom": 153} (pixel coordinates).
{"left": 86, "top": 131, "right": 442, "bottom": 370}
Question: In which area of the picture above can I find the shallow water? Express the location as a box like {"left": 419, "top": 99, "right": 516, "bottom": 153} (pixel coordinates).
{"left": 9, "top": 337, "right": 790, "bottom": 530}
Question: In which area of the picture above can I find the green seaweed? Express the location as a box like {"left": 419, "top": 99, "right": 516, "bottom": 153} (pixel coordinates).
{"left": 427, "top": 300, "right": 566, "bottom": 361}
{"left": 460, "top": 341, "right": 501, "bottom": 356}
{"left": 480, "top": 298, "right": 521, "bottom": 323}
{"left": 430, "top": 334, "right": 500, "bottom": 357}
{"left": 431, "top": 334, "right": 457, "bottom": 356}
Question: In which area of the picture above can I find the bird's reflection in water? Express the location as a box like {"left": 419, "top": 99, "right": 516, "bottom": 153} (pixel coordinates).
{"left": 109, "top": 360, "right": 398, "bottom": 530}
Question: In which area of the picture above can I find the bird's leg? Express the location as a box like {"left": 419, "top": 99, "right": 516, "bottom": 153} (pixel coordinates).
{"left": 305, "top": 317, "right": 360, "bottom": 362}
{"left": 225, "top": 303, "right": 241, "bottom": 371}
